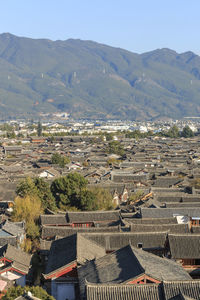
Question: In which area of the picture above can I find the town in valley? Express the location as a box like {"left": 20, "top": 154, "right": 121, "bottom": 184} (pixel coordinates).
{"left": 0, "top": 119, "right": 199, "bottom": 299}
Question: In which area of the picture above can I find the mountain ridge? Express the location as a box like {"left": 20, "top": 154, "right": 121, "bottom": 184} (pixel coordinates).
{"left": 0, "top": 33, "right": 200, "bottom": 120}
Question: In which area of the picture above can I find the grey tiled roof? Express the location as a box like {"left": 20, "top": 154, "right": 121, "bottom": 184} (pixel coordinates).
{"left": 129, "top": 224, "right": 189, "bottom": 234}
{"left": 169, "top": 234, "right": 200, "bottom": 259}
{"left": 81, "top": 232, "right": 167, "bottom": 251}
{"left": 40, "top": 210, "right": 120, "bottom": 225}
{"left": 44, "top": 234, "right": 105, "bottom": 277}
{"left": 122, "top": 217, "right": 178, "bottom": 225}
{"left": 67, "top": 210, "right": 120, "bottom": 223}
{"left": 41, "top": 225, "right": 120, "bottom": 239}
{"left": 40, "top": 214, "right": 68, "bottom": 226}
{"left": 163, "top": 281, "right": 200, "bottom": 300}
{"left": 86, "top": 282, "right": 163, "bottom": 300}
{"left": 0, "top": 244, "right": 31, "bottom": 274}
{"left": 2, "top": 220, "right": 25, "bottom": 236}
{"left": 141, "top": 208, "right": 200, "bottom": 219}
{"left": 78, "top": 245, "right": 191, "bottom": 299}
{"left": 0, "top": 236, "right": 17, "bottom": 247}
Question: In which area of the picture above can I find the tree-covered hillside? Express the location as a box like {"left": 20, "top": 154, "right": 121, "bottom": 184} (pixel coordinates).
{"left": 0, "top": 33, "right": 200, "bottom": 120}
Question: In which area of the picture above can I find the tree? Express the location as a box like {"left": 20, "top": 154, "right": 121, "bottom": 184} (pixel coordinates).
{"left": 105, "top": 132, "right": 113, "bottom": 141}
{"left": 37, "top": 121, "right": 42, "bottom": 136}
{"left": 106, "top": 141, "right": 124, "bottom": 156}
{"left": 12, "top": 195, "right": 42, "bottom": 244}
{"left": 6, "top": 131, "right": 16, "bottom": 139}
{"left": 16, "top": 177, "right": 38, "bottom": 198}
{"left": 51, "top": 153, "right": 70, "bottom": 168}
{"left": 16, "top": 177, "right": 56, "bottom": 211}
{"left": 88, "top": 187, "right": 114, "bottom": 210}
{"left": 2, "top": 285, "right": 54, "bottom": 300}
{"left": 181, "top": 125, "right": 194, "bottom": 138}
{"left": 12, "top": 195, "right": 42, "bottom": 224}
{"left": 166, "top": 125, "right": 180, "bottom": 138}
{"left": 51, "top": 172, "right": 88, "bottom": 210}
{"left": 34, "top": 177, "right": 57, "bottom": 210}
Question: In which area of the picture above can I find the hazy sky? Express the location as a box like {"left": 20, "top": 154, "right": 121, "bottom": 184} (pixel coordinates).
{"left": 1, "top": 0, "right": 200, "bottom": 54}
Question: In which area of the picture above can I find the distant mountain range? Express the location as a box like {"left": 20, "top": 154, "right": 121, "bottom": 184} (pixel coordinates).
{"left": 0, "top": 33, "right": 200, "bottom": 120}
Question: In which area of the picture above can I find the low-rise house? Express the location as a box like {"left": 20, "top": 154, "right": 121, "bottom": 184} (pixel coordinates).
{"left": 39, "top": 168, "right": 60, "bottom": 178}
{"left": 78, "top": 245, "right": 191, "bottom": 300}
{"left": 1, "top": 220, "right": 25, "bottom": 244}
{"left": 3, "top": 146, "right": 22, "bottom": 156}
{"left": 0, "top": 244, "right": 31, "bottom": 291}
{"left": 40, "top": 210, "right": 121, "bottom": 228}
{"left": 81, "top": 232, "right": 168, "bottom": 256}
{"left": 30, "top": 137, "right": 47, "bottom": 144}
{"left": 169, "top": 234, "right": 200, "bottom": 277}
{"left": 141, "top": 207, "right": 200, "bottom": 219}
{"left": 43, "top": 234, "right": 105, "bottom": 300}
{"left": 41, "top": 225, "right": 120, "bottom": 240}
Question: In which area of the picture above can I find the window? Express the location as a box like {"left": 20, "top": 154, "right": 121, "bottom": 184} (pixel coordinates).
{"left": 137, "top": 243, "right": 143, "bottom": 249}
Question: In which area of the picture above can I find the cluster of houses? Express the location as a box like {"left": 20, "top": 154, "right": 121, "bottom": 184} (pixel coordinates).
{"left": 1, "top": 135, "right": 200, "bottom": 299}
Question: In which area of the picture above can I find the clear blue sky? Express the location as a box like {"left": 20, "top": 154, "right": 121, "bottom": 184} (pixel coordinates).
{"left": 0, "top": 0, "right": 200, "bottom": 54}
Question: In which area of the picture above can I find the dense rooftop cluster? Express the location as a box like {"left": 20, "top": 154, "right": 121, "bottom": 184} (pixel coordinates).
{"left": 1, "top": 133, "right": 200, "bottom": 299}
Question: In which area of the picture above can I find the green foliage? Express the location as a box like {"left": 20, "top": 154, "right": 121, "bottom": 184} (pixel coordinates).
{"left": 1, "top": 34, "right": 200, "bottom": 120}
{"left": 181, "top": 125, "right": 194, "bottom": 138}
{"left": 16, "top": 177, "right": 38, "bottom": 198}
{"left": 26, "top": 221, "right": 40, "bottom": 239}
{"left": 106, "top": 141, "right": 124, "bottom": 156}
{"left": 34, "top": 177, "right": 57, "bottom": 210}
{"left": 6, "top": 131, "right": 16, "bottom": 138}
{"left": 165, "top": 125, "right": 180, "bottom": 138}
{"left": 125, "top": 130, "right": 154, "bottom": 139}
{"left": 51, "top": 173, "right": 115, "bottom": 211}
{"left": 12, "top": 195, "right": 42, "bottom": 250}
{"left": 105, "top": 132, "right": 113, "bottom": 141}
{"left": 16, "top": 177, "right": 56, "bottom": 211}
{"left": 2, "top": 285, "right": 54, "bottom": 300}
{"left": 12, "top": 195, "right": 42, "bottom": 224}
{"left": 51, "top": 172, "right": 88, "bottom": 210}
{"left": 51, "top": 152, "right": 70, "bottom": 167}
{"left": 88, "top": 187, "right": 114, "bottom": 210}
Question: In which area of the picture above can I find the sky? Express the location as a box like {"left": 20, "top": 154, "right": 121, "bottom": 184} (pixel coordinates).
{"left": 0, "top": 0, "right": 200, "bottom": 54}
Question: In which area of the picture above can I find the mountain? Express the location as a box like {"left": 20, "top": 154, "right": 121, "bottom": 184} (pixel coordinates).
{"left": 0, "top": 33, "right": 200, "bottom": 120}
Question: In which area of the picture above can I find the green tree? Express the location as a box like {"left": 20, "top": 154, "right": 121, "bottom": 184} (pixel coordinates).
{"left": 16, "top": 177, "right": 56, "bottom": 211}
{"left": 105, "top": 132, "right": 113, "bottom": 141}
{"left": 6, "top": 131, "right": 16, "bottom": 139}
{"left": 181, "top": 125, "right": 194, "bottom": 138}
{"left": 2, "top": 285, "right": 54, "bottom": 300}
{"left": 106, "top": 141, "right": 124, "bottom": 156}
{"left": 37, "top": 121, "right": 42, "bottom": 136}
{"left": 166, "top": 125, "right": 180, "bottom": 138}
{"left": 80, "top": 189, "right": 97, "bottom": 210}
{"left": 51, "top": 172, "right": 88, "bottom": 210}
{"left": 88, "top": 187, "right": 114, "bottom": 210}
{"left": 51, "top": 153, "right": 70, "bottom": 168}
{"left": 34, "top": 177, "right": 57, "bottom": 210}
{"left": 16, "top": 177, "right": 38, "bottom": 198}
